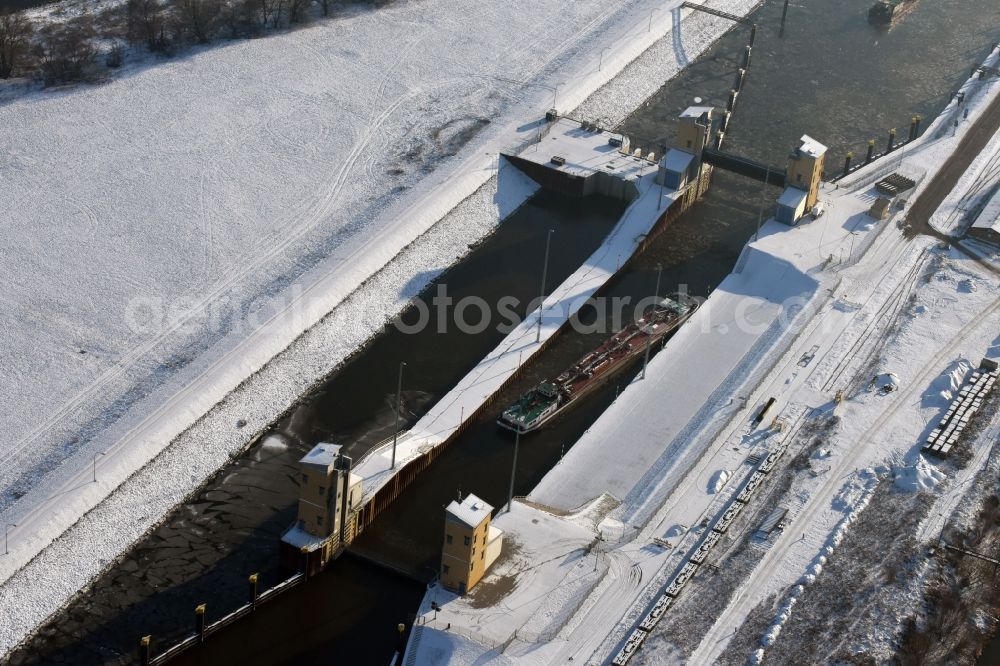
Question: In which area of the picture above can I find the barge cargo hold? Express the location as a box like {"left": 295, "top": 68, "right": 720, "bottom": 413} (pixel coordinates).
{"left": 498, "top": 296, "right": 697, "bottom": 434}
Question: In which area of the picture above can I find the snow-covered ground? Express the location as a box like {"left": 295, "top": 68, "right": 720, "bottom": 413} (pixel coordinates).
{"left": 0, "top": 0, "right": 758, "bottom": 657}
{"left": 406, "top": 45, "right": 1000, "bottom": 666}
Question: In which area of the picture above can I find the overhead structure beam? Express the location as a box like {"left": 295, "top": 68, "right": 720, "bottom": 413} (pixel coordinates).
{"left": 680, "top": 1, "right": 754, "bottom": 25}
{"left": 702, "top": 147, "right": 786, "bottom": 187}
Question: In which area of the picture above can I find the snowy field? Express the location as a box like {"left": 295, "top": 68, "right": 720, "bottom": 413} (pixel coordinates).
{"left": 2, "top": 0, "right": 653, "bottom": 521}
{"left": 0, "top": 0, "right": 759, "bottom": 657}
{"left": 406, "top": 46, "right": 1000, "bottom": 666}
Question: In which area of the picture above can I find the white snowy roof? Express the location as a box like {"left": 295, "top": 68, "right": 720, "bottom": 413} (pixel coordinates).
{"left": 446, "top": 493, "right": 494, "bottom": 528}
{"left": 680, "top": 106, "right": 714, "bottom": 120}
{"left": 487, "top": 524, "right": 503, "bottom": 544}
{"left": 662, "top": 148, "right": 695, "bottom": 174}
{"left": 280, "top": 525, "right": 326, "bottom": 552}
{"left": 972, "top": 189, "right": 1000, "bottom": 233}
{"left": 796, "top": 134, "right": 827, "bottom": 158}
{"left": 777, "top": 186, "right": 808, "bottom": 209}
{"left": 300, "top": 442, "right": 342, "bottom": 468}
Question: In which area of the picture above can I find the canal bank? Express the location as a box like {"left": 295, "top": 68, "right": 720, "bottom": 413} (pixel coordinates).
{"left": 10, "top": 0, "right": 1000, "bottom": 664}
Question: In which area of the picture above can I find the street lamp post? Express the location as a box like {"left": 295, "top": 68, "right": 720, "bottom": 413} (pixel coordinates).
{"left": 4, "top": 524, "right": 14, "bottom": 556}
{"left": 391, "top": 361, "right": 407, "bottom": 469}
{"left": 754, "top": 166, "right": 770, "bottom": 242}
{"left": 536, "top": 229, "right": 554, "bottom": 343}
{"left": 507, "top": 429, "right": 520, "bottom": 513}
{"left": 641, "top": 263, "right": 663, "bottom": 380}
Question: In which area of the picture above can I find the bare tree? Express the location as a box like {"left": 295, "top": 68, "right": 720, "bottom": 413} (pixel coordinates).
{"left": 251, "top": 0, "right": 277, "bottom": 30}
{"left": 126, "top": 0, "right": 168, "bottom": 50}
{"left": 0, "top": 10, "right": 34, "bottom": 79}
{"left": 36, "top": 21, "right": 98, "bottom": 85}
{"left": 172, "top": 0, "right": 220, "bottom": 43}
{"left": 285, "top": 0, "right": 309, "bottom": 24}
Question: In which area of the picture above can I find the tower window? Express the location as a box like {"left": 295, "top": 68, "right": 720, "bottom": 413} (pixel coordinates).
{"left": 463, "top": 536, "right": 471, "bottom": 546}
{"left": 318, "top": 486, "right": 325, "bottom": 496}
{"left": 446, "top": 534, "right": 453, "bottom": 544}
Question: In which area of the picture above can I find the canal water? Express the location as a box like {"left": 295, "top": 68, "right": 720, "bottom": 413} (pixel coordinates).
{"left": 11, "top": 0, "right": 1000, "bottom": 664}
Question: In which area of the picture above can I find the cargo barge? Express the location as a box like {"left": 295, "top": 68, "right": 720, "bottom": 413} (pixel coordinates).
{"left": 498, "top": 296, "right": 697, "bottom": 434}
{"left": 868, "top": 0, "right": 916, "bottom": 25}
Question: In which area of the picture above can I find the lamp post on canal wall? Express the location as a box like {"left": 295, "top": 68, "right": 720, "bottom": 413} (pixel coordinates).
{"left": 536, "top": 229, "right": 554, "bottom": 343}
{"left": 641, "top": 263, "right": 663, "bottom": 380}
{"left": 391, "top": 361, "right": 407, "bottom": 469}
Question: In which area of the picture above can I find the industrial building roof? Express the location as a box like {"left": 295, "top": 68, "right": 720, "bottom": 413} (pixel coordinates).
{"left": 446, "top": 493, "right": 494, "bottom": 528}
{"left": 516, "top": 117, "right": 653, "bottom": 180}
{"left": 280, "top": 525, "right": 325, "bottom": 551}
{"left": 680, "top": 105, "right": 714, "bottom": 119}
{"left": 662, "top": 148, "right": 695, "bottom": 174}
{"left": 777, "top": 186, "right": 808, "bottom": 209}
{"left": 796, "top": 134, "right": 828, "bottom": 158}
{"left": 300, "top": 442, "right": 342, "bottom": 468}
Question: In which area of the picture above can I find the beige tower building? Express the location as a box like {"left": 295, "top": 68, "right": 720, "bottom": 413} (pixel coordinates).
{"left": 658, "top": 106, "right": 714, "bottom": 191}
{"left": 281, "top": 442, "right": 363, "bottom": 569}
{"left": 776, "top": 135, "right": 827, "bottom": 224}
{"left": 440, "top": 493, "right": 503, "bottom": 594}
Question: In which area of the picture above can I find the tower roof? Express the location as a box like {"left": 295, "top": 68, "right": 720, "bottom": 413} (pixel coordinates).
{"left": 796, "top": 135, "right": 827, "bottom": 159}
{"left": 445, "top": 493, "right": 494, "bottom": 528}
{"left": 300, "top": 442, "right": 342, "bottom": 468}
{"left": 680, "top": 106, "right": 714, "bottom": 121}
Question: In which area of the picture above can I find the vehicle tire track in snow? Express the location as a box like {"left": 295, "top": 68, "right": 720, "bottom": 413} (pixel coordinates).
{"left": 0, "top": 84, "right": 420, "bottom": 481}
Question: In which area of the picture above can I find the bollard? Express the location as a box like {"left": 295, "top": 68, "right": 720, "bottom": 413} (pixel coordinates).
{"left": 909, "top": 116, "right": 918, "bottom": 141}
{"left": 749, "top": 23, "right": 757, "bottom": 47}
{"left": 887, "top": 128, "right": 896, "bottom": 153}
{"left": 735, "top": 67, "right": 746, "bottom": 91}
{"left": 720, "top": 111, "right": 732, "bottom": 134}
{"left": 195, "top": 604, "right": 207, "bottom": 643}
{"left": 727, "top": 89, "right": 739, "bottom": 112}
{"left": 715, "top": 130, "right": 724, "bottom": 150}
{"left": 397, "top": 623, "right": 407, "bottom": 654}
{"left": 249, "top": 573, "right": 259, "bottom": 609}
{"left": 139, "top": 635, "right": 152, "bottom": 666}
{"left": 914, "top": 115, "right": 921, "bottom": 137}
{"left": 300, "top": 545, "right": 310, "bottom": 579}
{"left": 866, "top": 139, "right": 875, "bottom": 164}
{"left": 743, "top": 45, "right": 752, "bottom": 69}
{"left": 843, "top": 151, "right": 853, "bottom": 177}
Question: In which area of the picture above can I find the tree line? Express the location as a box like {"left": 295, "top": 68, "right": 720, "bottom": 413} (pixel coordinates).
{"left": 0, "top": 0, "right": 385, "bottom": 86}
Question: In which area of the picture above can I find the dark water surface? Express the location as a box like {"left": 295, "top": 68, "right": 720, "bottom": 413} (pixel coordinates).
{"left": 11, "top": 0, "right": 1000, "bottom": 663}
